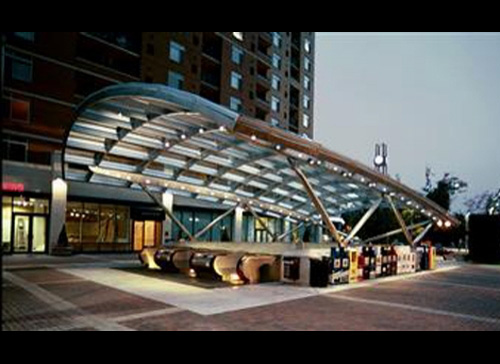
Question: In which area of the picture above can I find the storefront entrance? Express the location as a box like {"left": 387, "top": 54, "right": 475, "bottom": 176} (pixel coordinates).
{"left": 12, "top": 213, "right": 48, "bottom": 253}
{"left": 133, "top": 220, "right": 162, "bottom": 251}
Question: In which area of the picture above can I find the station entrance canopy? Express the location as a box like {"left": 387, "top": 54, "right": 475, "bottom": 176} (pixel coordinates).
{"left": 62, "top": 83, "right": 458, "bottom": 245}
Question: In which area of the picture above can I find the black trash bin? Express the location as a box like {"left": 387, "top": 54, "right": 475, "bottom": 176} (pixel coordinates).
{"left": 309, "top": 257, "right": 330, "bottom": 288}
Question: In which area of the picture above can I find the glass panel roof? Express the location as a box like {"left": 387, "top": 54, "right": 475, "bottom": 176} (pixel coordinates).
{"left": 63, "top": 83, "right": 458, "bottom": 226}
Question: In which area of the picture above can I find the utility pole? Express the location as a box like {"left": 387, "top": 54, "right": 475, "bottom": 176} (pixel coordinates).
{"left": 374, "top": 142, "right": 388, "bottom": 175}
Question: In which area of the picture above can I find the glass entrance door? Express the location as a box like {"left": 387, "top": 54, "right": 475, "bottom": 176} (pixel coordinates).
{"left": 13, "top": 215, "right": 30, "bottom": 253}
{"left": 133, "top": 220, "right": 161, "bottom": 251}
{"left": 12, "top": 214, "right": 47, "bottom": 253}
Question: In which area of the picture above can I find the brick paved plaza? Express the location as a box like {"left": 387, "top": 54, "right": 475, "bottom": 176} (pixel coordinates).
{"left": 2, "top": 254, "right": 500, "bottom": 331}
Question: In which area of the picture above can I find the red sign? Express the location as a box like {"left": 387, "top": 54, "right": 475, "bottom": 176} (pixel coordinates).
{"left": 2, "top": 182, "right": 25, "bottom": 192}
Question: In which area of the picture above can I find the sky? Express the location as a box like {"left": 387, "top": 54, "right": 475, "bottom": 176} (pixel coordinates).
{"left": 314, "top": 32, "right": 500, "bottom": 213}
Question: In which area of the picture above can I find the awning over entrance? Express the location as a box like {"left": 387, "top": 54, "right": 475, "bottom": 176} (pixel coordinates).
{"left": 62, "top": 83, "right": 458, "bottom": 244}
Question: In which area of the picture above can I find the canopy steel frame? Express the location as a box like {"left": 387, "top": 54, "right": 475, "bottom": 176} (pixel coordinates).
{"left": 343, "top": 198, "right": 383, "bottom": 245}
{"left": 63, "top": 83, "right": 460, "bottom": 235}
{"left": 412, "top": 223, "right": 434, "bottom": 245}
{"left": 288, "top": 158, "right": 343, "bottom": 244}
{"left": 360, "top": 221, "right": 430, "bottom": 245}
{"left": 386, "top": 194, "right": 414, "bottom": 245}
{"left": 139, "top": 183, "right": 196, "bottom": 242}
{"left": 193, "top": 205, "right": 239, "bottom": 240}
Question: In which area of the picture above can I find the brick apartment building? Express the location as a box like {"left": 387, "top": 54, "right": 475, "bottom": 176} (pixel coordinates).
{"left": 1, "top": 32, "right": 315, "bottom": 254}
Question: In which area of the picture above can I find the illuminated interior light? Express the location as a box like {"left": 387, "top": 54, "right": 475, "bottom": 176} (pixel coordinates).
{"left": 181, "top": 134, "right": 187, "bottom": 140}
{"left": 437, "top": 220, "right": 444, "bottom": 227}
{"left": 275, "top": 145, "right": 282, "bottom": 151}
{"left": 251, "top": 135, "right": 257, "bottom": 141}
{"left": 298, "top": 153, "right": 304, "bottom": 158}
{"left": 145, "top": 179, "right": 151, "bottom": 184}
{"left": 165, "top": 142, "right": 171, "bottom": 148}
{"left": 219, "top": 126, "right": 227, "bottom": 132}
{"left": 199, "top": 128, "right": 205, "bottom": 134}
{"left": 444, "top": 221, "right": 452, "bottom": 228}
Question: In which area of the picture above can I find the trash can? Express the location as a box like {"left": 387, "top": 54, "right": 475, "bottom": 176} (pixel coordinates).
{"left": 309, "top": 257, "right": 330, "bottom": 288}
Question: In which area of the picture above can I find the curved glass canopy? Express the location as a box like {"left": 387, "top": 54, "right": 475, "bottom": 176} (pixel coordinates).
{"left": 62, "top": 83, "right": 458, "bottom": 241}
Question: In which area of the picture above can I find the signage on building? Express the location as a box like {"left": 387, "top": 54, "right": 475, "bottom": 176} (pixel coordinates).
{"left": 2, "top": 182, "right": 25, "bottom": 192}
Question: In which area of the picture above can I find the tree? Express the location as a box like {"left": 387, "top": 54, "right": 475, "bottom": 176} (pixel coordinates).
{"left": 424, "top": 170, "right": 467, "bottom": 211}
{"left": 465, "top": 188, "right": 500, "bottom": 215}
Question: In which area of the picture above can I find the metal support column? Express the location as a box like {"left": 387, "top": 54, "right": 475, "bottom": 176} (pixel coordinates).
{"left": 343, "top": 198, "right": 383, "bottom": 245}
{"left": 288, "top": 158, "right": 343, "bottom": 244}
{"left": 140, "top": 184, "right": 196, "bottom": 242}
{"left": 413, "top": 223, "right": 434, "bottom": 245}
{"left": 386, "top": 195, "right": 414, "bottom": 245}
{"left": 361, "top": 221, "right": 429, "bottom": 245}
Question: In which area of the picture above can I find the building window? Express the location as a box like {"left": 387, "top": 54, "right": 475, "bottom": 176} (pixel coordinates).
{"left": 303, "top": 95, "right": 311, "bottom": 110}
{"left": 10, "top": 54, "right": 33, "bottom": 82}
{"left": 271, "top": 118, "right": 280, "bottom": 127}
{"left": 14, "top": 32, "right": 35, "bottom": 42}
{"left": 271, "top": 96, "right": 281, "bottom": 113}
{"left": 231, "top": 46, "right": 244, "bottom": 65}
{"left": 304, "top": 38, "right": 312, "bottom": 54}
{"left": 66, "top": 202, "right": 130, "bottom": 247}
{"left": 232, "top": 32, "right": 244, "bottom": 41}
{"left": 272, "top": 74, "right": 281, "bottom": 91}
{"left": 230, "top": 97, "right": 242, "bottom": 112}
{"left": 169, "top": 41, "right": 185, "bottom": 63}
{"left": 2, "top": 136, "right": 28, "bottom": 163}
{"left": 304, "top": 75, "right": 311, "bottom": 91}
{"left": 272, "top": 32, "right": 282, "bottom": 48}
{"left": 167, "top": 71, "right": 184, "bottom": 90}
{"left": 272, "top": 54, "right": 281, "bottom": 70}
{"left": 304, "top": 57, "right": 311, "bottom": 72}
{"left": 10, "top": 99, "right": 31, "bottom": 122}
{"left": 303, "top": 114, "right": 310, "bottom": 129}
{"left": 231, "top": 71, "right": 243, "bottom": 90}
